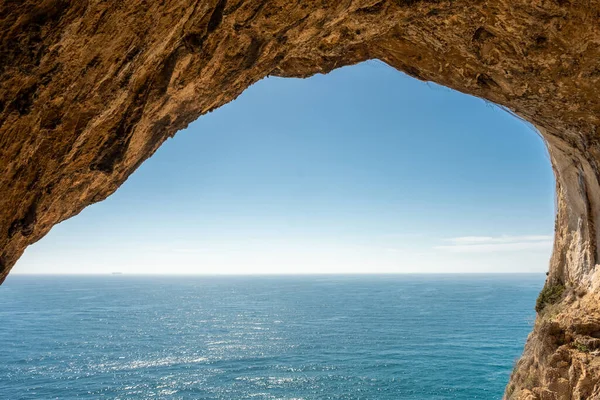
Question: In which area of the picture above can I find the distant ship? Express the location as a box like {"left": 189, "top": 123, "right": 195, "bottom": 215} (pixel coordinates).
{"left": 111, "top": 272, "right": 123, "bottom": 275}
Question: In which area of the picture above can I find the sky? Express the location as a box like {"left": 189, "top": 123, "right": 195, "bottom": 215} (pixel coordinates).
{"left": 14, "top": 61, "right": 556, "bottom": 275}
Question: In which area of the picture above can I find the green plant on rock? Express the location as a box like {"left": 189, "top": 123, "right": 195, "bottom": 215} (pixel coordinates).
{"left": 524, "top": 374, "right": 536, "bottom": 388}
{"left": 535, "top": 283, "right": 565, "bottom": 313}
{"left": 573, "top": 341, "right": 590, "bottom": 353}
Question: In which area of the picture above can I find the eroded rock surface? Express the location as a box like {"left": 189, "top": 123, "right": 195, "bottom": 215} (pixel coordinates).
{"left": 2, "top": 0, "right": 600, "bottom": 397}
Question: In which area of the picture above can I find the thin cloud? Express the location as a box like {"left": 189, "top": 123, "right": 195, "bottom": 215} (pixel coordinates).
{"left": 170, "top": 248, "right": 208, "bottom": 254}
{"left": 435, "top": 235, "right": 553, "bottom": 253}
{"left": 380, "top": 233, "right": 426, "bottom": 239}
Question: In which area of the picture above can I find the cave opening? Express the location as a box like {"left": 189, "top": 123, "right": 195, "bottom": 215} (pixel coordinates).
{"left": 0, "top": 60, "right": 581, "bottom": 399}
{"left": 11, "top": 61, "right": 555, "bottom": 276}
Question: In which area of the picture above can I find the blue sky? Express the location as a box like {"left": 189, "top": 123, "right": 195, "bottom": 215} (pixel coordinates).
{"left": 15, "top": 61, "right": 556, "bottom": 274}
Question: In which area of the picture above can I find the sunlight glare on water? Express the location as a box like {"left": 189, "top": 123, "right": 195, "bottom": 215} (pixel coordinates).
{"left": 0, "top": 274, "right": 542, "bottom": 399}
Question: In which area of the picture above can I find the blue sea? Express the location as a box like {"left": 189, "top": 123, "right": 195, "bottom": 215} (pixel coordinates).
{"left": 0, "top": 274, "right": 543, "bottom": 399}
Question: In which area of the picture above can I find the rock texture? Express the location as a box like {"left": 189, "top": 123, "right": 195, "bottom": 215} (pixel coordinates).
{"left": 2, "top": 0, "right": 600, "bottom": 397}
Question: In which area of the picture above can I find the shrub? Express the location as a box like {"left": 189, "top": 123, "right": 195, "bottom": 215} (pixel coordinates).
{"left": 573, "top": 341, "right": 590, "bottom": 353}
{"left": 535, "top": 283, "right": 565, "bottom": 313}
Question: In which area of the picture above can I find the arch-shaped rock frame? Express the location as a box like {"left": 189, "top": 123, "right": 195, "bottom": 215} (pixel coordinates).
{"left": 2, "top": 0, "right": 600, "bottom": 398}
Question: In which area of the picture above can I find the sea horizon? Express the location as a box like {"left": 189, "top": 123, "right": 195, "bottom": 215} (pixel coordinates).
{"left": 7, "top": 271, "right": 547, "bottom": 277}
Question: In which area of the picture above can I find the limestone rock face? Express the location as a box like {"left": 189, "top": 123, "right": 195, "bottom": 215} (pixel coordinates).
{"left": 2, "top": 0, "right": 600, "bottom": 397}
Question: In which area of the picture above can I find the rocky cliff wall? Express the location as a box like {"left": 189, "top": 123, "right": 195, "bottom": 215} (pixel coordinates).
{"left": 2, "top": 0, "right": 600, "bottom": 398}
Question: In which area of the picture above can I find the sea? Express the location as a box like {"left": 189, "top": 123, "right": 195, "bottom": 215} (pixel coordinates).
{"left": 0, "top": 274, "right": 543, "bottom": 399}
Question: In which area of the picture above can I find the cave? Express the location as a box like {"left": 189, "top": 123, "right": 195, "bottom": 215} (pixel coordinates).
{"left": 2, "top": 0, "right": 600, "bottom": 398}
